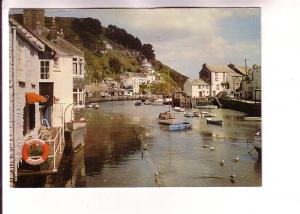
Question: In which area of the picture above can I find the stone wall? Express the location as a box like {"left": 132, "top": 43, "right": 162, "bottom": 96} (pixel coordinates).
{"left": 9, "top": 25, "right": 42, "bottom": 184}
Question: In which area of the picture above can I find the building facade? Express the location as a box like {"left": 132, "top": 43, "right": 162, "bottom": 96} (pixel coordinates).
{"left": 199, "top": 64, "right": 246, "bottom": 97}
{"left": 9, "top": 19, "right": 46, "bottom": 184}
{"left": 183, "top": 79, "right": 209, "bottom": 98}
{"left": 21, "top": 10, "right": 86, "bottom": 127}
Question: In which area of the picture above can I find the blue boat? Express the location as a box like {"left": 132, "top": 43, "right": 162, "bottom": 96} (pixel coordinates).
{"left": 168, "top": 122, "right": 192, "bottom": 131}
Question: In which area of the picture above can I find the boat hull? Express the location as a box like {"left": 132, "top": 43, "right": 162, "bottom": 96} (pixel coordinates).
{"left": 169, "top": 122, "right": 192, "bottom": 131}
{"left": 206, "top": 119, "right": 222, "bottom": 126}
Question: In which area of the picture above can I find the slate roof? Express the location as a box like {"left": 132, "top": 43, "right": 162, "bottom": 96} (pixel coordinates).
{"left": 9, "top": 18, "right": 45, "bottom": 52}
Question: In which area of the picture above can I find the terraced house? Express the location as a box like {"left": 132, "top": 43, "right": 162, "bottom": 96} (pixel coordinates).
{"left": 9, "top": 9, "right": 86, "bottom": 185}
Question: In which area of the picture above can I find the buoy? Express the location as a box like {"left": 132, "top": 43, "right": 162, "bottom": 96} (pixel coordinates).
{"left": 210, "top": 146, "right": 215, "bottom": 151}
{"left": 203, "top": 145, "right": 208, "bottom": 148}
{"left": 220, "top": 160, "right": 225, "bottom": 166}
{"left": 22, "top": 139, "right": 49, "bottom": 165}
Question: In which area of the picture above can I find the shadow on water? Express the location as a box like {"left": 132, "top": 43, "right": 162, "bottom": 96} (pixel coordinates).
{"left": 84, "top": 111, "right": 146, "bottom": 176}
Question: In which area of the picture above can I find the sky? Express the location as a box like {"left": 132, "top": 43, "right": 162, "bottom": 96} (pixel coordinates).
{"left": 42, "top": 8, "right": 261, "bottom": 79}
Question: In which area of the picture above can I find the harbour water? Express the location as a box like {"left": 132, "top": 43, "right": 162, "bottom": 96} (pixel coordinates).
{"left": 65, "top": 100, "right": 261, "bottom": 187}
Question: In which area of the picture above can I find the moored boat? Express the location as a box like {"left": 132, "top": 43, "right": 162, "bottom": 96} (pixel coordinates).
{"left": 184, "top": 112, "right": 194, "bottom": 117}
{"left": 135, "top": 100, "right": 142, "bottom": 106}
{"left": 193, "top": 112, "right": 200, "bottom": 117}
{"left": 174, "top": 106, "right": 185, "bottom": 112}
{"left": 152, "top": 98, "right": 164, "bottom": 106}
{"left": 244, "top": 117, "right": 261, "bottom": 121}
{"left": 206, "top": 118, "right": 222, "bottom": 126}
{"left": 168, "top": 122, "right": 192, "bottom": 131}
{"left": 163, "top": 98, "right": 172, "bottom": 105}
{"left": 194, "top": 105, "right": 218, "bottom": 109}
{"left": 159, "top": 111, "right": 175, "bottom": 125}
{"left": 144, "top": 100, "right": 152, "bottom": 105}
{"left": 201, "top": 112, "right": 216, "bottom": 118}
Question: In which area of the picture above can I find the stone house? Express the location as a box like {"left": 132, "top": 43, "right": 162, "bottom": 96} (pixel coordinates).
{"left": 199, "top": 63, "right": 246, "bottom": 97}
{"left": 9, "top": 18, "right": 46, "bottom": 184}
{"left": 183, "top": 79, "right": 209, "bottom": 98}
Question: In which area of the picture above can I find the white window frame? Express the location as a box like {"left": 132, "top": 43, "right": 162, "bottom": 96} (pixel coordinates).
{"left": 40, "top": 60, "right": 50, "bottom": 79}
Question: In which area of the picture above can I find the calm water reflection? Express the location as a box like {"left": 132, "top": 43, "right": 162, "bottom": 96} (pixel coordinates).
{"left": 70, "top": 100, "right": 261, "bottom": 187}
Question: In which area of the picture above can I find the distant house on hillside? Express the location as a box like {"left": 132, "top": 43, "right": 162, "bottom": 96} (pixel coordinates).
{"left": 183, "top": 79, "right": 209, "bottom": 98}
{"left": 141, "top": 58, "right": 155, "bottom": 74}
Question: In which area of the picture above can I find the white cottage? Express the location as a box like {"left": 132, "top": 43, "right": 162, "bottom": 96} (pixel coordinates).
{"left": 21, "top": 9, "right": 86, "bottom": 127}
{"left": 183, "top": 79, "right": 209, "bottom": 98}
{"left": 9, "top": 18, "right": 46, "bottom": 184}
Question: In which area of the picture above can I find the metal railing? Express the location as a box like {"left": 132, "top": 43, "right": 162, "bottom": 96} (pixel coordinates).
{"left": 16, "top": 126, "right": 64, "bottom": 176}
{"left": 38, "top": 126, "right": 63, "bottom": 171}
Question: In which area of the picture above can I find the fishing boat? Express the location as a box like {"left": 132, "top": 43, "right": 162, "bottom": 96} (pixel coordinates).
{"left": 174, "top": 106, "right": 185, "bottom": 112}
{"left": 193, "top": 112, "right": 200, "bottom": 117}
{"left": 169, "top": 122, "right": 192, "bottom": 131}
{"left": 184, "top": 112, "right": 194, "bottom": 117}
{"left": 206, "top": 118, "right": 223, "bottom": 126}
{"left": 135, "top": 100, "right": 142, "bottom": 106}
{"left": 194, "top": 105, "right": 218, "bottom": 109}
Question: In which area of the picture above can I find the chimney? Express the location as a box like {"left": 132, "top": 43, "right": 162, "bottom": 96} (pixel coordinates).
{"left": 23, "top": 9, "right": 45, "bottom": 31}
{"left": 49, "top": 17, "right": 57, "bottom": 43}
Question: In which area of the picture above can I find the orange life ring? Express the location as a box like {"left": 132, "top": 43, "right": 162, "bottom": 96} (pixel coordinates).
{"left": 22, "top": 139, "right": 49, "bottom": 166}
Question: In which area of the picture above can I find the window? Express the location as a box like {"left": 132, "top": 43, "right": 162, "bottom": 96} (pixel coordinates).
{"left": 198, "top": 85, "right": 202, "bottom": 89}
{"left": 215, "top": 76, "right": 218, "bottom": 81}
{"left": 23, "top": 104, "right": 35, "bottom": 135}
{"left": 73, "top": 62, "right": 77, "bottom": 75}
{"left": 217, "top": 84, "right": 220, "bottom": 90}
{"left": 206, "top": 85, "right": 209, "bottom": 89}
{"left": 40, "top": 61, "right": 50, "bottom": 79}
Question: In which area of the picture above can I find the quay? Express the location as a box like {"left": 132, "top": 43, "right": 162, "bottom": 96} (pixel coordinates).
{"left": 219, "top": 97, "right": 261, "bottom": 116}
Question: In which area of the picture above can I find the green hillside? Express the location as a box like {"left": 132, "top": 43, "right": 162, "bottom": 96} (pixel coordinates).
{"left": 45, "top": 16, "right": 188, "bottom": 90}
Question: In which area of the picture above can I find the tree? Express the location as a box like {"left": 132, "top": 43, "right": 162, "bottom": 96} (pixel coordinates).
{"left": 109, "top": 57, "right": 122, "bottom": 74}
{"left": 141, "top": 44, "right": 155, "bottom": 60}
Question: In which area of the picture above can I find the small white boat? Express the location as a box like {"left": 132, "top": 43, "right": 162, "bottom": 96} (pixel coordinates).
{"left": 195, "top": 105, "right": 218, "bottom": 109}
{"left": 92, "top": 103, "right": 100, "bottom": 109}
{"left": 152, "top": 98, "right": 164, "bottom": 106}
{"left": 86, "top": 103, "right": 93, "bottom": 108}
{"left": 169, "top": 122, "right": 192, "bottom": 131}
{"left": 184, "top": 112, "right": 194, "bottom": 117}
{"left": 193, "top": 112, "right": 200, "bottom": 117}
{"left": 201, "top": 112, "right": 216, "bottom": 118}
{"left": 174, "top": 106, "right": 185, "bottom": 112}
{"left": 244, "top": 117, "right": 261, "bottom": 121}
{"left": 144, "top": 100, "right": 152, "bottom": 105}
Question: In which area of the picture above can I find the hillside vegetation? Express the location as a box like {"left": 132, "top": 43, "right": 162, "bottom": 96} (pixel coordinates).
{"left": 30, "top": 15, "right": 188, "bottom": 90}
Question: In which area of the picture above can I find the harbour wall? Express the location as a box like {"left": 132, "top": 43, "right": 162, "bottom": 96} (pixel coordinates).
{"left": 219, "top": 98, "right": 261, "bottom": 116}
